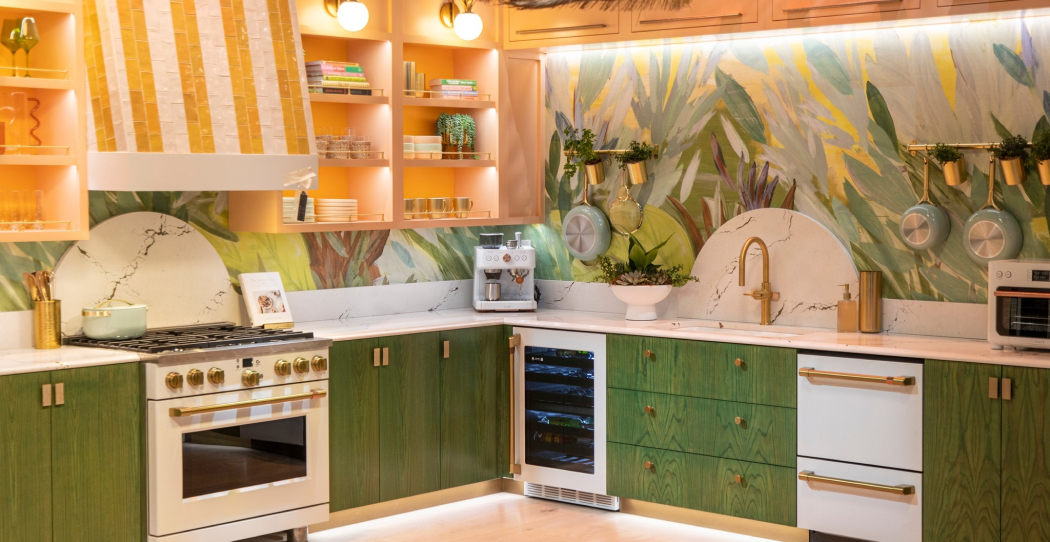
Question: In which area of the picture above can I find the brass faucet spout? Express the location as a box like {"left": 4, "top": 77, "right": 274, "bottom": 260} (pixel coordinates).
{"left": 738, "top": 236, "right": 778, "bottom": 325}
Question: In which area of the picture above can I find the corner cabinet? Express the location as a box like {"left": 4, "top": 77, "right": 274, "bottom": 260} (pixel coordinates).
{"left": 0, "top": 364, "right": 145, "bottom": 542}
{"left": 329, "top": 326, "right": 506, "bottom": 513}
{"left": 924, "top": 359, "right": 1050, "bottom": 542}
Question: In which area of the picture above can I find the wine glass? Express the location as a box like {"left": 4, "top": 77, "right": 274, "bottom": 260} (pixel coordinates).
{"left": 0, "top": 19, "right": 20, "bottom": 76}
{"left": 17, "top": 18, "right": 38, "bottom": 77}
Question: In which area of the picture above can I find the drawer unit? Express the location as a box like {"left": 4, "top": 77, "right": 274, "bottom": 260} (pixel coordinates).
{"left": 771, "top": 0, "right": 921, "bottom": 21}
{"left": 632, "top": 0, "right": 759, "bottom": 32}
{"left": 609, "top": 389, "right": 796, "bottom": 467}
{"left": 797, "top": 457, "right": 922, "bottom": 542}
{"left": 608, "top": 443, "right": 700, "bottom": 509}
{"left": 798, "top": 354, "right": 922, "bottom": 471}
{"left": 506, "top": 6, "right": 619, "bottom": 42}
{"left": 608, "top": 335, "right": 796, "bottom": 408}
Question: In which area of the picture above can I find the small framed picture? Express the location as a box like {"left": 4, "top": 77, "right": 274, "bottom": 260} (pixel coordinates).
{"left": 239, "top": 272, "right": 294, "bottom": 327}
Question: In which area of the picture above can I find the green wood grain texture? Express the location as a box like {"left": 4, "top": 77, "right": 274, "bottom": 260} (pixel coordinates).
{"left": 329, "top": 338, "right": 381, "bottom": 511}
{"left": 608, "top": 389, "right": 795, "bottom": 467}
{"left": 1002, "top": 365, "right": 1050, "bottom": 542}
{"left": 0, "top": 372, "right": 52, "bottom": 542}
{"left": 606, "top": 335, "right": 795, "bottom": 408}
{"left": 701, "top": 456, "right": 795, "bottom": 526}
{"left": 608, "top": 443, "right": 700, "bottom": 509}
{"left": 440, "top": 326, "right": 503, "bottom": 488}
{"left": 51, "top": 364, "right": 145, "bottom": 542}
{"left": 924, "top": 359, "right": 1002, "bottom": 542}
{"left": 379, "top": 332, "right": 441, "bottom": 501}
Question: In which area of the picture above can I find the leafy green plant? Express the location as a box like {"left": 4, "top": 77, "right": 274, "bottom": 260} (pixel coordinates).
{"left": 435, "top": 113, "right": 476, "bottom": 157}
{"left": 993, "top": 134, "right": 1031, "bottom": 164}
{"left": 930, "top": 143, "right": 962, "bottom": 164}
{"left": 615, "top": 140, "right": 656, "bottom": 170}
{"left": 1032, "top": 131, "right": 1050, "bottom": 162}
{"left": 562, "top": 127, "right": 600, "bottom": 180}
{"left": 596, "top": 235, "right": 698, "bottom": 287}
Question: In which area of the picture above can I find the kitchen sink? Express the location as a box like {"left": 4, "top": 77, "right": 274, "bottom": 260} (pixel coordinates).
{"left": 646, "top": 321, "right": 824, "bottom": 338}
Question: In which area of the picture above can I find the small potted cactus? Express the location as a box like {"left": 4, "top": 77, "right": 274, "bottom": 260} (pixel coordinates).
{"left": 597, "top": 235, "right": 698, "bottom": 321}
{"left": 930, "top": 143, "right": 964, "bottom": 186}
{"left": 1033, "top": 131, "right": 1050, "bottom": 186}
{"left": 993, "top": 134, "right": 1030, "bottom": 186}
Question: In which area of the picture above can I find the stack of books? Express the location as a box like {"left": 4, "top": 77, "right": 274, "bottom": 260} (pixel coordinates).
{"left": 428, "top": 78, "right": 479, "bottom": 100}
{"left": 307, "top": 61, "right": 372, "bottom": 96}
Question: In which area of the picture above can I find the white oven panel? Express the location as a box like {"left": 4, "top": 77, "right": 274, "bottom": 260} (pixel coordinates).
{"left": 989, "top": 259, "right": 1050, "bottom": 350}
{"left": 145, "top": 348, "right": 329, "bottom": 399}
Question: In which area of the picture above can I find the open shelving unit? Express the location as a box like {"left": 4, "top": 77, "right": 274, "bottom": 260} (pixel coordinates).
{"left": 0, "top": 0, "right": 87, "bottom": 242}
{"left": 229, "top": 0, "right": 543, "bottom": 232}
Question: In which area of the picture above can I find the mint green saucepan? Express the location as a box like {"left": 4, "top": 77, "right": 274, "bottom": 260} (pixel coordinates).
{"left": 900, "top": 157, "right": 951, "bottom": 251}
{"left": 82, "top": 299, "right": 148, "bottom": 340}
{"left": 963, "top": 157, "right": 1022, "bottom": 266}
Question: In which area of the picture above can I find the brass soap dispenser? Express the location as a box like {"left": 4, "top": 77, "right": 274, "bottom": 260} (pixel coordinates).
{"left": 837, "top": 284, "right": 858, "bottom": 333}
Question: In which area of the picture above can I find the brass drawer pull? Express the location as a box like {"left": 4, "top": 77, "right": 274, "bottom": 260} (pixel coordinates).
{"left": 994, "top": 290, "right": 1050, "bottom": 299}
{"left": 644, "top": 405, "right": 655, "bottom": 415}
{"left": 644, "top": 349, "right": 654, "bottom": 360}
{"left": 373, "top": 348, "right": 381, "bottom": 367}
{"left": 1003, "top": 378, "right": 1012, "bottom": 401}
{"left": 733, "top": 474, "right": 746, "bottom": 486}
{"left": 644, "top": 461, "right": 655, "bottom": 470}
{"left": 734, "top": 416, "right": 744, "bottom": 425}
{"left": 799, "top": 367, "right": 915, "bottom": 386}
{"left": 798, "top": 470, "right": 914, "bottom": 495}
{"left": 170, "top": 389, "right": 326, "bottom": 417}
{"left": 516, "top": 23, "right": 607, "bottom": 35}
{"left": 639, "top": 13, "right": 743, "bottom": 24}
{"left": 443, "top": 340, "right": 450, "bottom": 359}
{"left": 782, "top": 0, "right": 901, "bottom": 11}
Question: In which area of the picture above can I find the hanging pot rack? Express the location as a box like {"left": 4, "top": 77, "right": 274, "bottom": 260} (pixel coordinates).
{"left": 563, "top": 145, "right": 660, "bottom": 158}
{"left": 906, "top": 142, "right": 1029, "bottom": 155}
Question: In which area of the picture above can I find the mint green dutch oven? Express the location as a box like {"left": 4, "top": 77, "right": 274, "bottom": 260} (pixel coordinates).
{"left": 82, "top": 300, "right": 148, "bottom": 340}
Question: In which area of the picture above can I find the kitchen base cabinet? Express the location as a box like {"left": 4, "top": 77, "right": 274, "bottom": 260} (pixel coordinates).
{"left": 329, "top": 339, "right": 381, "bottom": 511}
{"left": 609, "top": 443, "right": 699, "bottom": 509}
{"left": 1001, "top": 366, "right": 1050, "bottom": 542}
{"left": 0, "top": 372, "right": 52, "bottom": 542}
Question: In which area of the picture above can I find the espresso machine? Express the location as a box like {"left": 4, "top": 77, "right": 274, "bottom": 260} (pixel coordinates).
{"left": 474, "top": 232, "right": 537, "bottom": 312}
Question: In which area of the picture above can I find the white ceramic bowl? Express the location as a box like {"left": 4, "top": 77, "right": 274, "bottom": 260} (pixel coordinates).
{"left": 609, "top": 285, "right": 673, "bottom": 321}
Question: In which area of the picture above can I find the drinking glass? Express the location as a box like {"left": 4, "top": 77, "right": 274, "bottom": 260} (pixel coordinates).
{"left": 0, "top": 19, "right": 20, "bottom": 76}
{"left": 0, "top": 191, "right": 18, "bottom": 230}
{"left": 17, "top": 18, "right": 38, "bottom": 77}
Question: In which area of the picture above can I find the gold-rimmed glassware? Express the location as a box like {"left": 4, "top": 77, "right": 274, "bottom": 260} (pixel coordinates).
{"left": 0, "top": 19, "right": 20, "bottom": 77}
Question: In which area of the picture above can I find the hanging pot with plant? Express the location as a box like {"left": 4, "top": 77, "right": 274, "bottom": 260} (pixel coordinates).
{"left": 930, "top": 143, "right": 964, "bottom": 186}
{"left": 616, "top": 140, "right": 657, "bottom": 185}
{"left": 1033, "top": 131, "right": 1050, "bottom": 186}
{"left": 993, "top": 134, "right": 1030, "bottom": 186}
{"left": 563, "top": 127, "right": 605, "bottom": 185}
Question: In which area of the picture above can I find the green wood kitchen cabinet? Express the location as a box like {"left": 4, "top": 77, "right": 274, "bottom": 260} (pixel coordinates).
{"left": 329, "top": 338, "right": 381, "bottom": 511}
{"left": 608, "top": 443, "right": 700, "bottom": 510}
{"left": 1001, "top": 365, "right": 1050, "bottom": 542}
{"left": 0, "top": 372, "right": 53, "bottom": 542}
{"left": 439, "top": 326, "right": 504, "bottom": 489}
{"left": 379, "top": 332, "right": 442, "bottom": 501}
{"left": 924, "top": 359, "right": 1002, "bottom": 542}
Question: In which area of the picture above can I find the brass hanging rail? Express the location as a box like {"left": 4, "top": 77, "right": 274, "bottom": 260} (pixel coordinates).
{"left": 906, "top": 141, "right": 1032, "bottom": 156}
{"left": 563, "top": 145, "right": 660, "bottom": 158}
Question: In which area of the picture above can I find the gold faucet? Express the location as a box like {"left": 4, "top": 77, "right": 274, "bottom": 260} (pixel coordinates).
{"left": 738, "top": 236, "right": 779, "bottom": 325}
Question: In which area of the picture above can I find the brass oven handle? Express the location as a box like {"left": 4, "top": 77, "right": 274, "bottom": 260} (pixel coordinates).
{"left": 798, "top": 470, "right": 915, "bottom": 495}
{"left": 782, "top": 0, "right": 901, "bottom": 11}
{"left": 516, "top": 24, "right": 607, "bottom": 35}
{"left": 994, "top": 290, "right": 1050, "bottom": 299}
{"left": 799, "top": 367, "right": 915, "bottom": 386}
{"left": 510, "top": 334, "right": 522, "bottom": 475}
{"left": 639, "top": 13, "right": 742, "bottom": 24}
{"left": 169, "top": 389, "right": 327, "bottom": 417}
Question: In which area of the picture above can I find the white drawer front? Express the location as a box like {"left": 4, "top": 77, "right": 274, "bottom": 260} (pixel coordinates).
{"left": 798, "top": 354, "right": 922, "bottom": 471}
{"left": 797, "top": 457, "right": 921, "bottom": 542}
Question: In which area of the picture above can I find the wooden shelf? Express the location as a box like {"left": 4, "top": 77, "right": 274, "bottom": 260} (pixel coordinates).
{"left": 0, "top": 76, "right": 73, "bottom": 90}
{"left": 309, "top": 92, "right": 389, "bottom": 105}
{"left": 0, "top": 154, "right": 74, "bottom": 166}
{"left": 404, "top": 159, "right": 496, "bottom": 168}
{"left": 0, "top": 228, "right": 87, "bottom": 242}
{"left": 402, "top": 33, "right": 499, "bottom": 50}
{"left": 319, "top": 158, "right": 390, "bottom": 168}
{"left": 402, "top": 215, "right": 535, "bottom": 228}
{"left": 0, "top": 0, "right": 75, "bottom": 14}
{"left": 273, "top": 220, "right": 393, "bottom": 233}
{"left": 403, "top": 97, "right": 495, "bottom": 109}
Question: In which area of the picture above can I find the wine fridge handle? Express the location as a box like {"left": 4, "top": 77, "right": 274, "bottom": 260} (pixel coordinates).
{"left": 509, "top": 333, "right": 522, "bottom": 475}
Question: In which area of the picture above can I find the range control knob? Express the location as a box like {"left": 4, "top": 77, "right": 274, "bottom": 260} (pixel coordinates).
{"left": 165, "top": 372, "right": 184, "bottom": 390}
{"left": 186, "top": 369, "right": 204, "bottom": 387}
{"left": 311, "top": 355, "right": 329, "bottom": 372}
{"left": 207, "top": 368, "right": 225, "bottom": 385}
{"left": 274, "top": 359, "right": 292, "bottom": 377}
{"left": 242, "top": 370, "right": 263, "bottom": 387}
{"left": 293, "top": 357, "right": 310, "bottom": 374}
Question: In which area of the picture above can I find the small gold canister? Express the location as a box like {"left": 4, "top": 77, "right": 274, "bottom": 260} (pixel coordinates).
{"left": 34, "top": 300, "right": 61, "bottom": 349}
{"left": 858, "top": 271, "right": 882, "bottom": 334}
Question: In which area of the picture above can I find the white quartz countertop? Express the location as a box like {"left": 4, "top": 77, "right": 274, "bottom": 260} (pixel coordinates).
{"left": 0, "top": 346, "right": 141, "bottom": 376}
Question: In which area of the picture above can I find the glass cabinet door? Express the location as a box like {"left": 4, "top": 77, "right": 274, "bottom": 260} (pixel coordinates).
{"left": 523, "top": 346, "right": 595, "bottom": 474}
{"left": 996, "top": 289, "right": 1050, "bottom": 340}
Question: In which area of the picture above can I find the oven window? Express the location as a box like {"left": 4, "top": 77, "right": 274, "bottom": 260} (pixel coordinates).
{"left": 523, "top": 346, "right": 595, "bottom": 474}
{"left": 183, "top": 416, "right": 307, "bottom": 499}
{"left": 997, "top": 289, "right": 1050, "bottom": 340}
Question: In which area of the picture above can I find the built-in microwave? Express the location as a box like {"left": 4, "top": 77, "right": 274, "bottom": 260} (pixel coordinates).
{"left": 989, "top": 260, "right": 1050, "bottom": 350}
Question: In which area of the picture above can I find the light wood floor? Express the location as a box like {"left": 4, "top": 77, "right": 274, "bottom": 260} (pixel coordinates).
{"left": 294, "top": 493, "right": 778, "bottom": 542}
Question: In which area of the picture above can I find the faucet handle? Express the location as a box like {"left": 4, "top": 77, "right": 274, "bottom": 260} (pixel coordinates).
{"left": 772, "top": 292, "right": 780, "bottom": 301}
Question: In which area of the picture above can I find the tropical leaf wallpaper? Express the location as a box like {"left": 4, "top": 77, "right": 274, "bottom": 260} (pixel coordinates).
{"left": 2, "top": 15, "right": 1048, "bottom": 312}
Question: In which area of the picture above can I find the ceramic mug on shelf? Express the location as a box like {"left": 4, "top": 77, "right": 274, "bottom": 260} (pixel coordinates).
{"left": 453, "top": 197, "right": 473, "bottom": 219}
{"left": 427, "top": 197, "right": 452, "bottom": 219}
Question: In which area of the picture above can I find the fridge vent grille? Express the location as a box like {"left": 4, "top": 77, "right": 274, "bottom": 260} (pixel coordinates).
{"left": 524, "top": 483, "right": 620, "bottom": 511}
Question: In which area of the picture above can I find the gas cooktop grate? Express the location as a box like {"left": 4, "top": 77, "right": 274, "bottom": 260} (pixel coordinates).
{"left": 65, "top": 323, "right": 315, "bottom": 353}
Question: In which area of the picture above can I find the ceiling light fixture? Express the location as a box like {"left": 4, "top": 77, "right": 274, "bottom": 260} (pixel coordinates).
{"left": 439, "top": 0, "right": 483, "bottom": 41}
{"left": 325, "top": 0, "right": 369, "bottom": 32}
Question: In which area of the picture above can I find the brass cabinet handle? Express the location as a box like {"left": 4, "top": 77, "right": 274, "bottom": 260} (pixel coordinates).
{"left": 733, "top": 474, "right": 745, "bottom": 485}
{"left": 990, "top": 377, "right": 999, "bottom": 399}
{"left": 782, "top": 0, "right": 901, "bottom": 11}
{"left": 644, "top": 349, "right": 654, "bottom": 360}
{"left": 798, "top": 470, "right": 915, "bottom": 495}
{"left": 734, "top": 358, "right": 744, "bottom": 367}
{"left": 169, "top": 389, "right": 327, "bottom": 417}
{"left": 373, "top": 348, "right": 381, "bottom": 367}
{"left": 644, "top": 461, "right": 655, "bottom": 470}
{"left": 734, "top": 416, "right": 744, "bottom": 425}
{"left": 799, "top": 367, "right": 915, "bottom": 386}
{"left": 42, "top": 384, "right": 51, "bottom": 407}
{"left": 644, "top": 405, "right": 655, "bottom": 415}
{"left": 1003, "top": 378, "right": 1012, "bottom": 401}
{"left": 639, "top": 13, "right": 742, "bottom": 24}
{"left": 443, "top": 340, "right": 450, "bottom": 359}
{"left": 54, "top": 383, "right": 64, "bottom": 406}
{"left": 516, "top": 23, "right": 607, "bottom": 35}
{"left": 382, "top": 347, "right": 389, "bottom": 366}
{"left": 509, "top": 334, "right": 522, "bottom": 475}
{"left": 994, "top": 290, "right": 1050, "bottom": 299}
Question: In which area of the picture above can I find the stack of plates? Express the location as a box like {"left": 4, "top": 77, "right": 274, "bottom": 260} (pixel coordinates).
{"left": 314, "top": 198, "right": 359, "bottom": 223}
{"left": 283, "top": 197, "right": 315, "bottom": 223}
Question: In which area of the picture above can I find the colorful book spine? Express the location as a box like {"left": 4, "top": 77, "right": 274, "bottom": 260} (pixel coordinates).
{"left": 430, "top": 85, "right": 476, "bottom": 91}
{"left": 307, "top": 75, "right": 368, "bottom": 83}
{"left": 308, "top": 87, "right": 374, "bottom": 96}
{"left": 305, "top": 61, "right": 361, "bottom": 69}
{"left": 310, "top": 80, "right": 371, "bottom": 88}
{"left": 307, "top": 67, "right": 365, "bottom": 75}
{"left": 428, "top": 78, "right": 477, "bottom": 87}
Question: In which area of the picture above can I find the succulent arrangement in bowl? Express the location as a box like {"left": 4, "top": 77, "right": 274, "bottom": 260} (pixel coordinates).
{"left": 597, "top": 235, "right": 698, "bottom": 320}
{"left": 993, "top": 134, "right": 1031, "bottom": 186}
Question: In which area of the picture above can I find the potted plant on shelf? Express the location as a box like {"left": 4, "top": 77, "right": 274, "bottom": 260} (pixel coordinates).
{"left": 435, "top": 113, "right": 476, "bottom": 160}
{"left": 615, "top": 140, "right": 656, "bottom": 185}
{"left": 1033, "top": 131, "right": 1050, "bottom": 186}
{"left": 563, "top": 127, "right": 604, "bottom": 185}
{"left": 993, "top": 134, "right": 1030, "bottom": 186}
{"left": 597, "top": 235, "right": 698, "bottom": 321}
{"left": 930, "top": 143, "right": 964, "bottom": 186}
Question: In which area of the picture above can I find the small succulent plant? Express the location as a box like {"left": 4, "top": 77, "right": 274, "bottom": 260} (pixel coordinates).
{"left": 598, "top": 235, "right": 698, "bottom": 287}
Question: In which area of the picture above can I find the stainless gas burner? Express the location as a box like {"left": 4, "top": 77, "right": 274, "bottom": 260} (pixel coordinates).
{"left": 65, "top": 322, "right": 315, "bottom": 354}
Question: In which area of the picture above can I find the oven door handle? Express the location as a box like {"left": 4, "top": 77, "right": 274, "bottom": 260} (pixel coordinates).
{"left": 993, "top": 290, "right": 1050, "bottom": 299}
{"left": 169, "top": 389, "right": 327, "bottom": 417}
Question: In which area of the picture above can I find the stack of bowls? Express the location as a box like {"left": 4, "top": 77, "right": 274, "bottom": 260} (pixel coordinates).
{"left": 414, "top": 136, "right": 442, "bottom": 159}
{"left": 404, "top": 136, "right": 415, "bottom": 160}
{"left": 283, "top": 197, "right": 315, "bottom": 223}
{"left": 314, "top": 198, "right": 359, "bottom": 223}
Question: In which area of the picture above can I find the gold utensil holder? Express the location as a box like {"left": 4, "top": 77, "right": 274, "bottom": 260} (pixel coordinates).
{"left": 34, "top": 300, "right": 61, "bottom": 349}
{"left": 858, "top": 272, "right": 882, "bottom": 334}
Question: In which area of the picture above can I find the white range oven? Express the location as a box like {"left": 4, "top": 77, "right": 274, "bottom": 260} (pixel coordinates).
{"left": 511, "top": 327, "right": 617, "bottom": 510}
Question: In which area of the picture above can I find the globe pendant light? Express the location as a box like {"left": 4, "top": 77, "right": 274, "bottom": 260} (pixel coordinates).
{"left": 440, "top": 0, "right": 483, "bottom": 41}
{"left": 325, "top": 0, "right": 369, "bottom": 32}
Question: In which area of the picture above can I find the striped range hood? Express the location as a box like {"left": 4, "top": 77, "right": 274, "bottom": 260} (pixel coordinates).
{"left": 84, "top": 0, "right": 317, "bottom": 190}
